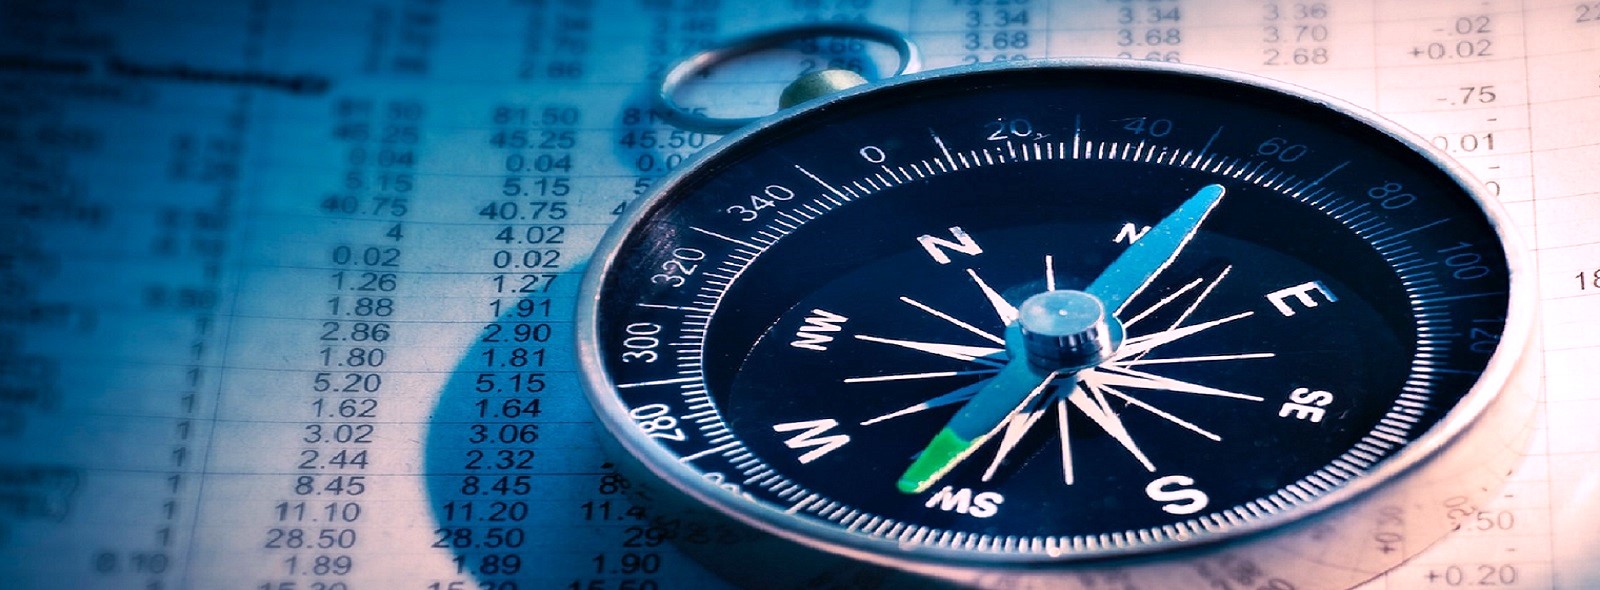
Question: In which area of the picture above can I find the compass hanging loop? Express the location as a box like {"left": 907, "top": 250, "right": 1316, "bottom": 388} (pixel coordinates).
{"left": 655, "top": 22, "right": 921, "bottom": 134}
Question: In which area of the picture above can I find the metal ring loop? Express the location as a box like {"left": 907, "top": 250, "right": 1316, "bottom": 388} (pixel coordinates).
{"left": 655, "top": 23, "right": 921, "bottom": 134}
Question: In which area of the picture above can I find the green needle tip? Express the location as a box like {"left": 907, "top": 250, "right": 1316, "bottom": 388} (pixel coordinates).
{"left": 897, "top": 428, "right": 975, "bottom": 494}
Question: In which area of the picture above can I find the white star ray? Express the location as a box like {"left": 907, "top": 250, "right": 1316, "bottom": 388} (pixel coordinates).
{"left": 854, "top": 334, "right": 1005, "bottom": 366}
{"left": 1055, "top": 397, "right": 1074, "bottom": 485}
{"left": 1111, "top": 352, "right": 1275, "bottom": 367}
{"left": 966, "top": 268, "right": 1019, "bottom": 325}
{"left": 1115, "top": 311, "right": 1254, "bottom": 359}
{"left": 1122, "top": 276, "right": 1204, "bottom": 328}
{"left": 1090, "top": 365, "right": 1265, "bottom": 401}
{"left": 1084, "top": 375, "right": 1223, "bottom": 441}
{"left": 860, "top": 380, "right": 987, "bottom": 426}
{"left": 900, "top": 296, "right": 1005, "bottom": 345}
{"left": 981, "top": 381, "right": 1060, "bottom": 482}
{"left": 1131, "top": 265, "right": 1234, "bottom": 361}
{"left": 1167, "top": 265, "right": 1233, "bottom": 333}
{"left": 843, "top": 368, "right": 999, "bottom": 384}
{"left": 1068, "top": 382, "right": 1157, "bottom": 472}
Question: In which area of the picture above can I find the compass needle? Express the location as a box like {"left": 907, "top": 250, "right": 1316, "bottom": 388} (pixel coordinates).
{"left": 1088, "top": 184, "right": 1226, "bottom": 316}
{"left": 902, "top": 183, "right": 1235, "bottom": 486}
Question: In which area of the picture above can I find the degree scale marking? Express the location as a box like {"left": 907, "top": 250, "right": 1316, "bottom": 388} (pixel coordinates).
{"left": 689, "top": 225, "right": 759, "bottom": 251}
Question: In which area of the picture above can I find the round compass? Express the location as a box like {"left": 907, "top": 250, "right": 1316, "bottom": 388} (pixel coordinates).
{"left": 576, "top": 57, "right": 1538, "bottom": 589}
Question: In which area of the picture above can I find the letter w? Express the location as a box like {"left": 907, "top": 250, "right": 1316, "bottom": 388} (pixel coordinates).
{"left": 789, "top": 309, "right": 849, "bottom": 351}
{"left": 772, "top": 419, "right": 851, "bottom": 464}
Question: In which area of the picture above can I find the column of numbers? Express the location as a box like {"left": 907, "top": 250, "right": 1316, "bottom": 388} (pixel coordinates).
{"left": 259, "top": 98, "right": 422, "bottom": 590}
{"left": 1262, "top": 1, "right": 1330, "bottom": 67}
{"left": 1115, "top": 0, "right": 1182, "bottom": 62}
{"left": 958, "top": 0, "right": 1036, "bottom": 64}
{"left": 518, "top": 0, "right": 594, "bottom": 81}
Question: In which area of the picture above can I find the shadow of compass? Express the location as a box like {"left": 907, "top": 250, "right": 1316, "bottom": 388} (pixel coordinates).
{"left": 422, "top": 292, "right": 732, "bottom": 588}
{"left": 420, "top": 40, "right": 897, "bottom": 586}
{"left": 416, "top": 82, "right": 739, "bottom": 587}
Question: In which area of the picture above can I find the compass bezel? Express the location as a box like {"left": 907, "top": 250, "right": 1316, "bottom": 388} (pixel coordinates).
{"left": 574, "top": 57, "right": 1538, "bottom": 576}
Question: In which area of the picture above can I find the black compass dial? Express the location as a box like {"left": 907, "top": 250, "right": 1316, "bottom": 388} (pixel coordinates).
{"left": 589, "top": 64, "right": 1512, "bottom": 555}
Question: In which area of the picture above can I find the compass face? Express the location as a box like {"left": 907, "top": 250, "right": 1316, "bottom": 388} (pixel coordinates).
{"left": 582, "top": 62, "right": 1516, "bottom": 559}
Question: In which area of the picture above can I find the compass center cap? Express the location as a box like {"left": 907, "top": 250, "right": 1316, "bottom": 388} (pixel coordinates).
{"left": 1017, "top": 290, "right": 1116, "bottom": 371}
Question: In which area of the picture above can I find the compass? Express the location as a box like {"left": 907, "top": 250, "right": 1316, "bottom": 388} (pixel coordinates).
{"left": 576, "top": 36, "right": 1537, "bottom": 589}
